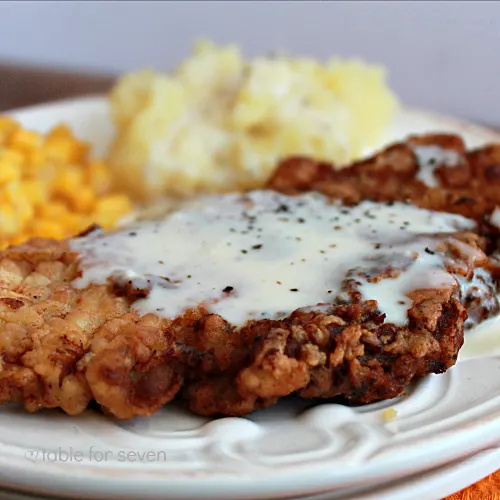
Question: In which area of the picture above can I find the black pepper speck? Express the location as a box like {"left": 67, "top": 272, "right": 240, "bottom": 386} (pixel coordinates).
{"left": 276, "top": 204, "right": 289, "bottom": 213}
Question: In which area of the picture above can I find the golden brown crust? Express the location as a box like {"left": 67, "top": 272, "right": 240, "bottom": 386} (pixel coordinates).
{"left": 0, "top": 227, "right": 491, "bottom": 419}
{"left": 1, "top": 134, "right": 500, "bottom": 419}
{"left": 268, "top": 133, "right": 500, "bottom": 228}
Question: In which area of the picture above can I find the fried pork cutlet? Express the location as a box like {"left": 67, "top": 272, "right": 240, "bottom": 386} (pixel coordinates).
{"left": 1, "top": 135, "right": 500, "bottom": 419}
{"left": 268, "top": 133, "right": 500, "bottom": 228}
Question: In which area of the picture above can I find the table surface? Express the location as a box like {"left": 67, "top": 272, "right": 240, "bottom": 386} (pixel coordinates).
{"left": 0, "top": 61, "right": 498, "bottom": 500}
{"left": 0, "top": 61, "right": 115, "bottom": 112}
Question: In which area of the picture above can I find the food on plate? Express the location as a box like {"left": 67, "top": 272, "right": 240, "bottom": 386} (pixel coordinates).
{"left": 382, "top": 408, "right": 398, "bottom": 422}
{"left": 269, "top": 133, "right": 500, "bottom": 226}
{"left": 0, "top": 118, "right": 132, "bottom": 250}
{"left": 108, "top": 40, "right": 398, "bottom": 200}
{"left": 1, "top": 134, "right": 500, "bottom": 419}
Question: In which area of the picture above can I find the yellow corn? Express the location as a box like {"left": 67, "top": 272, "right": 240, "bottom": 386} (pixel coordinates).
{"left": 1, "top": 149, "right": 24, "bottom": 167}
{"left": 44, "top": 132, "right": 89, "bottom": 164}
{"left": 0, "top": 162, "right": 20, "bottom": 184}
{"left": 36, "top": 201, "right": 68, "bottom": 218}
{"left": 67, "top": 186, "right": 96, "bottom": 213}
{"left": 0, "top": 117, "right": 19, "bottom": 144}
{"left": 51, "top": 167, "right": 84, "bottom": 196}
{"left": 0, "top": 118, "right": 132, "bottom": 249}
{"left": 7, "top": 128, "right": 41, "bottom": 152}
{"left": 29, "top": 219, "right": 67, "bottom": 240}
{"left": 24, "top": 148, "right": 46, "bottom": 173}
{"left": 20, "top": 180, "right": 48, "bottom": 206}
{"left": 0, "top": 204, "right": 20, "bottom": 237}
{"left": 94, "top": 195, "right": 132, "bottom": 229}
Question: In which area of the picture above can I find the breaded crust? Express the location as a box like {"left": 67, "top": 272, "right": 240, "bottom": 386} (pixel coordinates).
{"left": 1, "top": 134, "right": 500, "bottom": 419}
{"left": 0, "top": 219, "right": 497, "bottom": 418}
{"left": 268, "top": 134, "right": 500, "bottom": 229}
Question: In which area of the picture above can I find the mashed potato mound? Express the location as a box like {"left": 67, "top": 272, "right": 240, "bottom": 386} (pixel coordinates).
{"left": 108, "top": 40, "right": 399, "bottom": 199}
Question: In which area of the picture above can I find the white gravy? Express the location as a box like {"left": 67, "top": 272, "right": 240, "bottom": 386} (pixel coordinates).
{"left": 490, "top": 206, "right": 500, "bottom": 229}
{"left": 71, "top": 191, "right": 477, "bottom": 326}
{"left": 412, "top": 145, "right": 463, "bottom": 188}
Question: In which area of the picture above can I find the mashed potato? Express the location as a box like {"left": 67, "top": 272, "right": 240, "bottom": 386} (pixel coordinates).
{"left": 108, "top": 40, "right": 399, "bottom": 200}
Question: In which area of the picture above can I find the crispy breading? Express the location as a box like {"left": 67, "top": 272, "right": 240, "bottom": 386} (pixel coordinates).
{"left": 1, "top": 134, "right": 500, "bottom": 419}
{"left": 1, "top": 228, "right": 489, "bottom": 419}
{"left": 185, "top": 264, "right": 470, "bottom": 416}
{"left": 268, "top": 134, "right": 500, "bottom": 228}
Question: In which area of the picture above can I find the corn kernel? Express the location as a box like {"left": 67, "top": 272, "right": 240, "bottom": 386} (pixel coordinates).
{"left": 68, "top": 186, "right": 95, "bottom": 213}
{"left": 37, "top": 202, "right": 68, "bottom": 218}
{"left": 24, "top": 148, "right": 47, "bottom": 172}
{"left": 0, "top": 117, "right": 19, "bottom": 145}
{"left": 0, "top": 116, "right": 18, "bottom": 131}
{"left": 44, "top": 136, "right": 88, "bottom": 164}
{"left": 1, "top": 149, "right": 25, "bottom": 166}
{"left": 95, "top": 194, "right": 132, "bottom": 214}
{"left": 13, "top": 194, "right": 34, "bottom": 224}
{"left": 0, "top": 117, "right": 132, "bottom": 249}
{"left": 94, "top": 195, "right": 132, "bottom": 228}
{"left": 92, "top": 213, "right": 118, "bottom": 229}
{"left": 382, "top": 408, "right": 398, "bottom": 422}
{"left": 56, "top": 212, "right": 83, "bottom": 236}
{"left": 0, "top": 205, "right": 20, "bottom": 236}
{"left": 8, "top": 128, "right": 41, "bottom": 151}
{"left": 29, "top": 219, "right": 66, "bottom": 240}
{"left": 0, "top": 162, "right": 20, "bottom": 184}
{"left": 19, "top": 180, "right": 48, "bottom": 206}
{"left": 2, "top": 181, "right": 23, "bottom": 204}
{"left": 51, "top": 167, "right": 84, "bottom": 195}
{"left": 46, "top": 124, "right": 74, "bottom": 140}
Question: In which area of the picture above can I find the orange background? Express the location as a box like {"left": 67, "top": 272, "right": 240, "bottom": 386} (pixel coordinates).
{"left": 445, "top": 472, "right": 500, "bottom": 499}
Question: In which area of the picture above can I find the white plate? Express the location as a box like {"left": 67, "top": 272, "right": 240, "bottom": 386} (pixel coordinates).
{"left": 2, "top": 97, "right": 500, "bottom": 500}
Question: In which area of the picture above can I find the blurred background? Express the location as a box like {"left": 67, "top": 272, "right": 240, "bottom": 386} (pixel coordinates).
{"left": 0, "top": 0, "right": 498, "bottom": 125}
